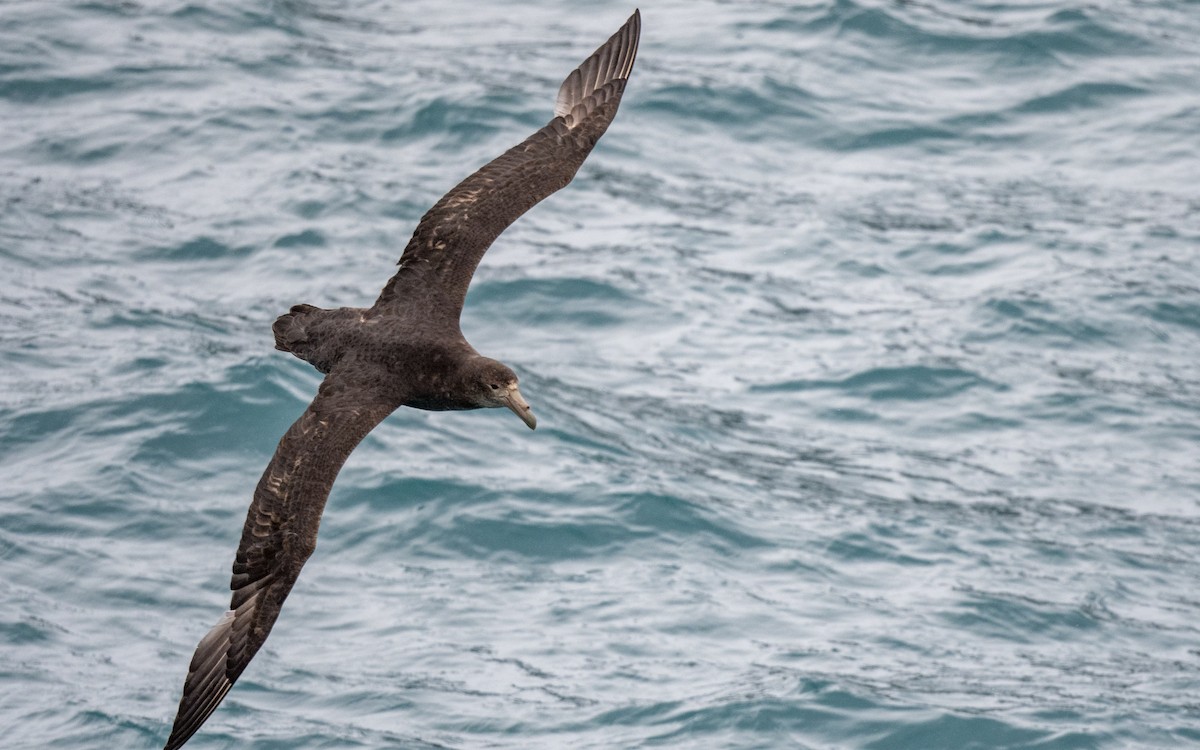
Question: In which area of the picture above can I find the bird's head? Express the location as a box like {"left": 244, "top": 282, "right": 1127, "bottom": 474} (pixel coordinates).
{"left": 469, "top": 358, "right": 536, "bottom": 430}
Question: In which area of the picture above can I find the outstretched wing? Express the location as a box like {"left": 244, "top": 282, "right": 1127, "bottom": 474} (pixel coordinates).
{"left": 163, "top": 373, "right": 398, "bottom": 750}
{"left": 374, "top": 10, "right": 640, "bottom": 321}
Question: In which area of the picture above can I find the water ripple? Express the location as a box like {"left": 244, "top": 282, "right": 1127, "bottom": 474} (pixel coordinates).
{"left": 2, "top": 0, "right": 1200, "bottom": 748}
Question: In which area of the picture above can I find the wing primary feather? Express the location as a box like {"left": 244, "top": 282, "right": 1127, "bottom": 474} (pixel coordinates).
{"left": 163, "top": 611, "right": 236, "bottom": 750}
{"left": 555, "top": 10, "right": 639, "bottom": 121}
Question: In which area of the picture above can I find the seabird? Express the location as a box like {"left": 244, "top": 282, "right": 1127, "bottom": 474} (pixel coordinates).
{"left": 161, "top": 11, "right": 640, "bottom": 749}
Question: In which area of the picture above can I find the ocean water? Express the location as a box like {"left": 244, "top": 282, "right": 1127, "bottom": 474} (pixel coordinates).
{"left": 2, "top": 0, "right": 1199, "bottom": 748}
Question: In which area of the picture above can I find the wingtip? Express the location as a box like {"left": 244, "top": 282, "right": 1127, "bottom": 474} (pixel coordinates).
{"left": 162, "top": 609, "right": 239, "bottom": 750}
{"left": 621, "top": 9, "right": 642, "bottom": 77}
{"left": 553, "top": 10, "right": 642, "bottom": 122}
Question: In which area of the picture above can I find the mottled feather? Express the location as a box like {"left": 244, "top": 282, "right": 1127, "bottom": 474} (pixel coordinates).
{"left": 163, "top": 376, "right": 398, "bottom": 750}
{"left": 375, "top": 10, "right": 640, "bottom": 320}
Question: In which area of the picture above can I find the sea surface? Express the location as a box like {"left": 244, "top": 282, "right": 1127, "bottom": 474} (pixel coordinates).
{"left": 2, "top": 1, "right": 1199, "bottom": 748}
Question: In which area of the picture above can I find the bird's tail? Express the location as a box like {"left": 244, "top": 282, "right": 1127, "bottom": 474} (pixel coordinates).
{"left": 272, "top": 304, "right": 346, "bottom": 374}
{"left": 272, "top": 303, "right": 320, "bottom": 354}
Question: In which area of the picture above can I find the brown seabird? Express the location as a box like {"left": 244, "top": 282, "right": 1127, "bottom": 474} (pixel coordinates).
{"left": 162, "top": 11, "right": 640, "bottom": 749}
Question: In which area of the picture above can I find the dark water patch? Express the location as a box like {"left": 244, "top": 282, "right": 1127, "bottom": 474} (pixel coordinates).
{"left": 946, "top": 587, "right": 1106, "bottom": 644}
{"left": 837, "top": 259, "right": 889, "bottom": 278}
{"left": 168, "top": 2, "right": 304, "bottom": 37}
{"left": 826, "top": 2, "right": 1069, "bottom": 68}
{"left": 587, "top": 698, "right": 686, "bottom": 728}
{"left": 543, "top": 417, "right": 635, "bottom": 460}
{"left": 88, "top": 303, "right": 232, "bottom": 334}
{"left": 118, "top": 356, "right": 169, "bottom": 374}
{"left": 270, "top": 1, "right": 389, "bottom": 34}
{"left": 380, "top": 96, "right": 527, "bottom": 148}
{"left": 817, "top": 407, "right": 881, "bottom": 423}
{"left": 468, "top": 276, "right": 658, "bottom": 329}
{"left": 273, "top": 228, "right": 326, "bottom": 248}
{"left": 943, "top": 411, "right": 1024, "bottom": 433}
{"left": 1139, "top": 301, "right": 1200, "bottom": 333}
{"left": 977, "top": 297, "right": 1114, "bottom": 348}
{"left": 866, "top": 711, "right": 1086, "bottom": 750}
{"left": 290, "top": 198, "right": 327, "bottom": 219}
{"left": 76, "top": 2, "right": 146, "bottom": 18}
{"left": 444, "top": 505, "right": 642, "bottom": 562}
{"left": 895, "top": 240, "right": 1016, "bottom": 277}
{"left": 827, "top": 1, "right": 1155, "bottom": 63}
{"left": 857, "top": 210, "right": 958, "bottom": 234}
{"left": 48, "top": 709, "right": 176, "bottom": 750}
{"left": 826, "top": 531, "right": 937, "bottom": 568}
{"left": 1014, "top": 82, "right": 1147, "bottom": 115}
{"left": 0, "top": 74, "right": 118, "bottom": 103}
{"left": 292, "top": 93, "right": 403, "bottom": 127}
{"left": 941, "top": 109, "right": 1013, "bottom": 134}
{"left": 827, "top": 123, "right": 960, "bottom": 153}
{"left": 0, "top": 402, "right": 79, "bottom": 454}
{"left": 649, "top": 696, "right": 846, "bottom": 743}
{"left": 1026, "top": 390, "right": 1105, "bottom": 426}
{"left": 617, "top": 492, "right": 771, "bottom": 553}
{"left": 1040, "top": 7, "right": 1159, "bottom": 57}
{"left": 119, "top": 365, "right": 304, "bottom": 465}
{"left": 135, "top": 235, "right": 253, "bottom": 262}
{"left": 0, "top": 617, "right": 56, "bottom": 645}
{"left": 835, "top": 4, "right": 934, "bottom": 43}
{"left": 638, "top": 80, "right": 815, "bottom": 139}
{"left": 753, "top": 366, "right": 997, "bottom": 402}
{"left": 756, "top": 295, "right": 821, "bottom": 321}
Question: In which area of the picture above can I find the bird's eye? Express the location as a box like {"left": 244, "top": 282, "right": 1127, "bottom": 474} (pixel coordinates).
{"left": 489, "top": 383, "right": 501, "bottom": 390}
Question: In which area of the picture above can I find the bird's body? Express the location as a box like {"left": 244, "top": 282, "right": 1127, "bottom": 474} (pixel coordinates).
{"left": 162, "top": 11, "right": 640, "bottom": 749}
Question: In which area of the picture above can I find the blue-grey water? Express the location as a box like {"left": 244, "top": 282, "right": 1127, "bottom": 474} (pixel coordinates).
{"left": 2, "top": 1, "right": 1199, "bottom": 748}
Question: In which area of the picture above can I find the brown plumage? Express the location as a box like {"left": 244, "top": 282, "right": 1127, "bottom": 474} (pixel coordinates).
{"left": 162, "top": 11, "right": 640, "bottom": 749}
